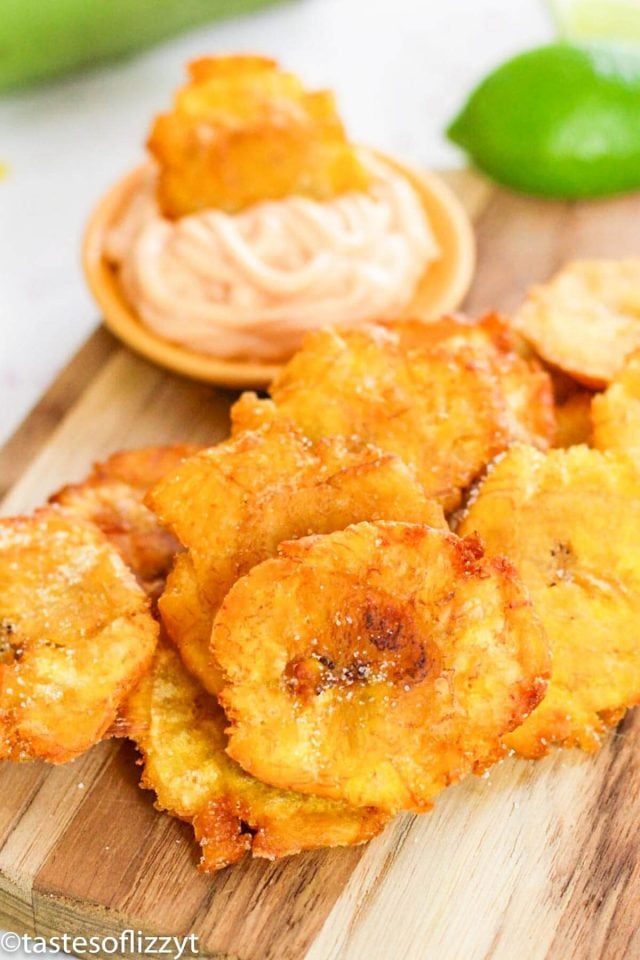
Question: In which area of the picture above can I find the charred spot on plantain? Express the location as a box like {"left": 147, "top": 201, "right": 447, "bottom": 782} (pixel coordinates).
{"left": 361, "top": 599, "right": 431, "bottom": 685}
{"left": 284, "top": 654, "right": 328, "bottom": 700}
{"left": 0, "top": 619, "right": 23, "bottom": 664}
{"left": 516, "top": 676, "right": 549, "bottom": 723}
{"left": 284, "top": 653, "right": 381, "bottom": 700}
{"left": 451, "top": 532, "right": 487, "bottom": 578}
{"left": 364, "top": 604, "right": 405, "bottom": 652}
{"left": 284, "top": 595, "right": 434, "bottom": 700}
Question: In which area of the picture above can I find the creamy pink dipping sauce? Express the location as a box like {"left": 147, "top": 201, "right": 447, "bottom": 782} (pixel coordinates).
{"left": 105, "top": 154, "right": 439, "bottom": 362}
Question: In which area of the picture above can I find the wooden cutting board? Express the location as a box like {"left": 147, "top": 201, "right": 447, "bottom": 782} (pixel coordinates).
{"left": 2, "top": 170, "right": 640, "bottom": 960}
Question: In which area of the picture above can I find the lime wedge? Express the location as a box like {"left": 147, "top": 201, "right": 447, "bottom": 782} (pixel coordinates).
{"left": 549, "top": 0, "right": 640, "bottom": 42}
{"left": 447, "top": 42, "right": 640, "bottom": 199}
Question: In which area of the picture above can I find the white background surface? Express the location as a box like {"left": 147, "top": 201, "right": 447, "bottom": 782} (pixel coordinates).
{"left": 0, "top": 1, "right": 551, "bottom": 957}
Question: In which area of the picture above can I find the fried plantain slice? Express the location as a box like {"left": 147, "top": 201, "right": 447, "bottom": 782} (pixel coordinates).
{"left": 230, "top": 391, "right": 279, "bottom": 434}
{"left": 459, "top": 444, "right": 640, "bottom": 757}
{"left": 51, "top": 480, "right": 179, "bottom": 603}
{"left": 514, "top": 259, "right": 640, "bottom": 387}
{"left": 51, "top": 445, "right": 200, "bottom": 601}
{"left": 91, "top": 445, "right": 202, "bottom": 490}
{"left": 553, "top": 391, "right": 594, "bottom": 448}
{"left": 242, "top": 323, "right": 518, "bottom": 512}
{"left": 214, "top": 521, "right": 549, "bottom": 814}
{"left": 121, "top": 642, "right": 387, "bottom": 871}
{"left": 150, "top": 422, "right": 446, "bottom": 693}
{"left": 232, "top": 316, "right": 555, "bottom": 454}
{"left": 0, "top": 508, "right": 158, "bottom": 763}
{"left": 377, "top": 313, "right": 555, "bottom": 450}
{"left": 592, "top": 349, "right": 640, "bottom": 465}
{"left": 148, "top": 55, "right": 370, "bottom": 218}
{"left": 159, "top": 554, "right": 217, "bottom": 694}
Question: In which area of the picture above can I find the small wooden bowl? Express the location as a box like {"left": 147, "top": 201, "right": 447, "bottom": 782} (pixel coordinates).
{"left": 83, "top": 152, "right": 475, "bottom": 389}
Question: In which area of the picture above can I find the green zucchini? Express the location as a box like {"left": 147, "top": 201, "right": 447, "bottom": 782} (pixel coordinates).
{"left": 0, "top": 0, "right": 286, "bottom": 93}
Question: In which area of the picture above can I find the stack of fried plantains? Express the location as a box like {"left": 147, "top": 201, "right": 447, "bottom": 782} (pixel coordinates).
{"left": 3, "top": 261, "right": 640, "bottom": 872}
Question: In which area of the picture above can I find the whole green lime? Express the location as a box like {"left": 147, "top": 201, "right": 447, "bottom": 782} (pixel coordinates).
{"left": 447, "top": 42, "right": 640, "bottom": 198}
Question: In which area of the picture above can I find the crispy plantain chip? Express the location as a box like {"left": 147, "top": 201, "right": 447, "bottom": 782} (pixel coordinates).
{"left": 514, "top": 259, "right": 640, "bottom": 387}
{"left": 238, "top": 323, "right": 520, "bottom": 512}
{"left": 214, "top": 521, "right": 549, "bottom": 814}
{"left": 91, "top": 445, "right": 202, "bottom": 489}
{"left": 0, "top": 508, "right": 158, "bottom": 763}
{"left": 149, "top": 421, "right": 446, "bottom": 693}
{"left": 386, "top": 313, "right": 555, "bottom": 449}
{"left": 51, "top": 480, "right": 178, "bottom": 603}
{"left": 159, "top": 553, "right": 217, "bottom": 694}
{"left": 148, "top": 55, "right": 370, "bottom": 218}
{"left": 460, "top": 444, "right": 640, "bottom": 757}
{"left": 592, "top": 349, "right": 640, "bottom": 465}
{"left": 235, "top": 319, "right": 556, "bottom": 510}
{"left": 51, "top": 445, "right": 200, "bottom": 601}
{"left": 121, "top": 643, "right": 387, "bottom": 871}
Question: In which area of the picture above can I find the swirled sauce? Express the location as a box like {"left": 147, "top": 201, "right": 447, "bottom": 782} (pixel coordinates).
{"left": 105, "top": 155, "right": 439, "bottom": 361}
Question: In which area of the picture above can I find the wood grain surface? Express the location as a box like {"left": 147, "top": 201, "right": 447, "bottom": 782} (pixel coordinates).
{"left": 2, "top": 170, "right": 640, "bottom": 960}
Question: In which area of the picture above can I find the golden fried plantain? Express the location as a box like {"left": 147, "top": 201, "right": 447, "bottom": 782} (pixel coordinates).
{"left": 592, "top": 349, "right": 640, "bottom": 465}
{"left": 242, "top": 323, "right": 519, "bottom": 512}
{"left": 214, "top": 521, "right": 549, "bottom": 814}
{"left": 553, "top": 391, "right": 593, "bottom": 448}
{"left": 459, "top": 314, "right": 555, "bottom": 449}
{"left": 121, "top": 642, "right": 387, "bottom": 871}
{"left": 91, "top": 445, "right": 202, "bottom": 489}
{"left": 51, "top": 480, "right": 179, "bottom": 602}
{"left": 230, "top": 392, "right": 279, "bottom": 434}
{"left": 149, "top": 422, "right": 446, "bottom": 692}
{"left": 148, "top": 55, "right": 370, "bottom": 218}
{"left": 495, "top": 353, "right": 555, "bottom": 449}
{"left": 459, "top": 444, "right": 640, "bottom": 757}
{"left": 0, "top": 508, "right": 158, "bottom": 763}
{"left": 51, "top": 445, "right": 200, "bottom": 601}
{"left": 377, "top": 314, "right": 555, "bottom": 449}
{"left": 159, "top": 554, "right": 217, "bottom": 694}
{"left": 245, "top": 318, "right": 556, "bottom": 508}
{"left": 514, "top": 259, "right": 640, "bottom": 387}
